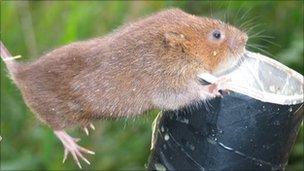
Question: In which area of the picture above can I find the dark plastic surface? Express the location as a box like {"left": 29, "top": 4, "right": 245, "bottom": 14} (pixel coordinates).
{"left": 147, "top": 92, "right": 303, "bottom": 171}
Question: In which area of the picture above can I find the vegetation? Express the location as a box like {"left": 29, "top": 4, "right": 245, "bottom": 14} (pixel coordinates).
{"left": 1, "top": 1, "right": 303, "bottom": 170}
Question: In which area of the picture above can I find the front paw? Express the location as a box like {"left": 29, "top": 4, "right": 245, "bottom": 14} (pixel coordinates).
{"left": 208, "top": 76, "right": 231, "bottom": 97}
{"left": 207, "top": 84, "right": 222, "bottom": 97}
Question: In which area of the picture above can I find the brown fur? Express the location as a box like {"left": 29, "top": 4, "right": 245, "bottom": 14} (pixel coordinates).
{"left": 3, "top": 9, "right": 247, "bottom": 130}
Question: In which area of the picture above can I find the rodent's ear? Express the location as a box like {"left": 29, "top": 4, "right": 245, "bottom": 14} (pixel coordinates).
{"left": 164, "top": 32, "right": 187, "bottom": 49}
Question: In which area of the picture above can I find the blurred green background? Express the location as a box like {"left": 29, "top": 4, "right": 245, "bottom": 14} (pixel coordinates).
{"left": 1, "top": 1, "right": 303, "bottom": 170}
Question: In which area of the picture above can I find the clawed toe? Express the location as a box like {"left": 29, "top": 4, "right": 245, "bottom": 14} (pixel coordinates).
{"left": 89, "top": 123, "right": 95, "bottom": 130}
{"left": 208, "top": 76, "right": 231, "bottom": 97}
{"left": 83, "top": 123, "right": 96, "bottom": 136}
{"left": 54, "top": 130, "right": 95, "bottom": 169}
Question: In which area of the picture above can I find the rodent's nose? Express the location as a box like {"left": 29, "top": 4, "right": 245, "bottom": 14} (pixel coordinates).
{"left": 228, "top": 38, "right": 238, "bottom": 50}
{"left": 242, "top": 34, "right": 248, "bottom": 44}
{"left": 228, "top": 34, "right": 248, "bottom": 51}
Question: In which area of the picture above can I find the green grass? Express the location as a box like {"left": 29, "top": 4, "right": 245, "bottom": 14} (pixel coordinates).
{"left": 1, "top": 1, "right": 303, "bottom": 170}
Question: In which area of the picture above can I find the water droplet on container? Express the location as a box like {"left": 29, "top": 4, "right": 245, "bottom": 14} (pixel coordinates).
{"left": 207, "top": 137, "right": 217, "bottom": 144}
{"left": 154, "top": 163, "right": 166, "bottom": 171}
{"left": 273, "top": 121, "right": 280, "bottom": 126}
{"left": 288, "top": 107, "right": 293, "bottom": 112}
{"left": 269, "top": 85, "right": 276, "bottom": 92}
{"left": 271, "top": 164, "right": 284, "bottom": 171}
{"left": 177, "top": 118, "right": 189, "bottom": 124}
{"left": 189, "top": 145, "right": 195, "bottom": 151}
{"left": 164, "top": 134, "right": 170, "bottom": 141}
{"left": 161, "top": 126, "right": 164, "bottom": 132}
{"left": 185, "top": 141, "right": 195, "bottom": 151}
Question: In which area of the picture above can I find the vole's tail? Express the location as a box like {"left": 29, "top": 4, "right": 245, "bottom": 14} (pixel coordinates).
{"left": 1, "top": 41, "right": 21, "bottom": 75}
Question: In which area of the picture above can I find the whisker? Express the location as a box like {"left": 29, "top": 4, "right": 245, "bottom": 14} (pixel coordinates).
{"left": 240, "top": 6, "right": 252, "bottom": 21}
{"left": 240, "top": 17, "right": 257, "bottom": 28}
{"left": 239, "top": 17, "right": 259, "bottom": 31}
{"left": 209, "top": 1, "right": 213, "bottom": 18}
{"left": 247, "top": 43, "right": 265, "bottom": 50}
{"left": 232, "top": 4, "right": 243, "bottom": 25}
{"left": 228, "top": 1, "right": 232, "bottom": 23}
{"left": 248, "top": 34, "right": 276, "bottom": 47}
{"left": 254, "top": 37, "right": 280, "bottom": 47}
{"left": 250, "top": 35, "right": 275, "bottom": 39}
{"left": 247, "top": 43, "right": 267, "bottom": 48}
{"left": 247, "top": 44, "right": 275, "bottom": 58}
{"left": 244, "top": 23, "right": 264, "bottom": 35}
{"left": 247, "top": 43, "right": 268, "bottom": 50}
{"left": 248, "top": 30, "right": 268, "bottom": 39}
{"left": 241, "top": 20, "right": 262, "bottom": 33}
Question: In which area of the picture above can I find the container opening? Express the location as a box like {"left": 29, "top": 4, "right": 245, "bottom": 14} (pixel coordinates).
{"left": 198, "top": 51, "right": 304, "bottom": 105}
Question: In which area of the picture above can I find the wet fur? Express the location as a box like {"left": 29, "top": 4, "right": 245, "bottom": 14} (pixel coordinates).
{"left": 4, "top": 9, "right": 246, "bottom": 130}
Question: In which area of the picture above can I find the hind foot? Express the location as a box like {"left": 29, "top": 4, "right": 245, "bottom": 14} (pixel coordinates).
{"left": 54, "top": 130, "right": 95, "bottom": 169}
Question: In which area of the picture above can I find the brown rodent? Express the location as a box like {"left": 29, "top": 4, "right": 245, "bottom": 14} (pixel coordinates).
{"left": 1, "top": 8, "right": 247, "bottom": 168}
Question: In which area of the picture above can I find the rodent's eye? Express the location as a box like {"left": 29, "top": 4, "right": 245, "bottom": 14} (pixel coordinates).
{"left": 209, "top": 29, "right": 225, "bottom": 43}
{"left": 212, "top": 30, "right": 222, "bottom": 40}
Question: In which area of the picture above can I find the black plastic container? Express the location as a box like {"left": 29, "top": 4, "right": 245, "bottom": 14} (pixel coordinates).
{"left": 147, "top": 51, "right": 303, "bottom": 171}
{"left": 148, "top": 93, "right": 303, "bottom": 170}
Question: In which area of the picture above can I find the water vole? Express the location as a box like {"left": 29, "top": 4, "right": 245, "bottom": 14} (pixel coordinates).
{"left": 1, "top": 8, "right": 247, "bottom": 168}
